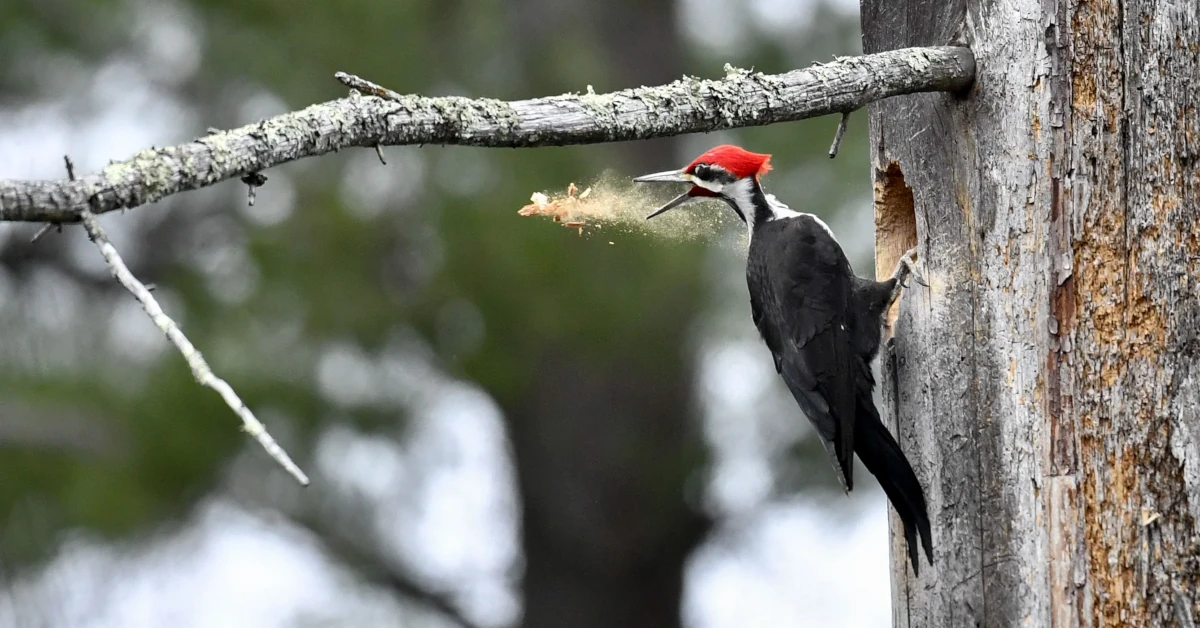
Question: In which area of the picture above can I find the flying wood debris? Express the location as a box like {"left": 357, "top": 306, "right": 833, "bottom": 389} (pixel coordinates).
{"left": 516, "top": 172, "right": 747, "bottom": 249}
{"left": 518, "top": 183, "right": 594, "bottom": 234}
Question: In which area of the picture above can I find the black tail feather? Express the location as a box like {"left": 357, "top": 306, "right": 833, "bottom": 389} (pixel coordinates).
{"left": 854, "top": 401, "right": 933, "bottom": 576}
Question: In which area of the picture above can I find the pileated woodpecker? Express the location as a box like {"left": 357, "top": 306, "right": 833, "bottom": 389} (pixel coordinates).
{"left": 634, "top": 144, "right": 933, "bottom": 575}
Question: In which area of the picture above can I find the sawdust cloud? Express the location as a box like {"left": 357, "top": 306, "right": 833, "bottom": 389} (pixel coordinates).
{"left": 517, "top": 170, "right": 748, "bottom": 251}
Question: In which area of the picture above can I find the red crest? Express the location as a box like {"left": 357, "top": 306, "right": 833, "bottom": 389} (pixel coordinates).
{"left": 685, "top": 145, "right": 773, "bottom": 179}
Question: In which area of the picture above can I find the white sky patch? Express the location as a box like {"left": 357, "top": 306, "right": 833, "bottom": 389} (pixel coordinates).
{"left": 827, "top": 195, "right": 876, "bottom": 271}
{"left": 182, "top": 214, "right": 261, "bottom": 305}
{"left": 700, "top": 340, "right": 773, "bottom": 410}
{"left": 1, "top": 373, "right": 520, "bottom": 628}
{"left": 81, "top": 60, "right": 198, "bottom": 174}
{"left": 0, "top": 501, "right": 356, "bottom": 628}
{"left": 25, "top": 267, "right": 86, "bottom": 338}
{"left": 130, "top": 0, "right": 204, "bottom": 85}
{"left": 315, "top": 341, "right": 384, "bottom": 408}
{"left": 0, "top": 59, "right": 193, "bottom": 181}
{"left": 679, "top": 0, "right": 752, "bottom": 58}
{"left": 316, "top": 425, "right": 410, "bottom": 503}
{"left": 238, "top": 172, "right": 296, "bottom": 227}
{"left": 746, "top": 0, "right": 862, "bottom": 38}
{"left": 685, "top": 499, "right": 891, "bottom": 628}
{"left": 341, "top": 147, "right": 427, "bottom": 220}
{"left": 313, "top": 379, "right": 520, "bottom": 628}
{"left": 681, "top": 0, "right": 860, "bottom": 60}
{"left": 748, "top": 0, "right": 818, "bottom": 35}
{"left": 310, "top": 339, "right": 519, "bottom": 627}
{"left": 708, "top": 453, "right": 774, "bottom": 516}
{"left": 698, "top": 339, "right": 775, "bottom": 514}
{"left": 234, "top": 88, "right": 291, "bottom": 127}
{"left": 106, "top": 296, "right": 170, "bottom": 365}
{"left": 384, "top": 384, "right": 521, "bottom": 628}
{"left": 64, "top": 213, "right": 143, "bottom": 279}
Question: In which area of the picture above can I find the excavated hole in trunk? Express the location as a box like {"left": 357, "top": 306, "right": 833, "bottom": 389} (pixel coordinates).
{"left": 873, "top": 160, "right": 918, "bottom": 331}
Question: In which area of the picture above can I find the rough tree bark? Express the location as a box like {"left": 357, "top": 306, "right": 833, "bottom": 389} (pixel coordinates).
{"left": 864, "top": 0, "right": 1199, "bottom": 626}
{"left": 0, "top": 46, "right": 972, "bottom": 223}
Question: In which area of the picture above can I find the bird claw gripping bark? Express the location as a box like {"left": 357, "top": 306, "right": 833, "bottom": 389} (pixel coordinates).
{"left": 893, "top": 247, "right": 928, "bottom": 289}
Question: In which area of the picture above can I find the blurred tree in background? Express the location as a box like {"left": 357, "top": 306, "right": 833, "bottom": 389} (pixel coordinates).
{"left": 0, "top": 0, "right": 879, "bottom": 626}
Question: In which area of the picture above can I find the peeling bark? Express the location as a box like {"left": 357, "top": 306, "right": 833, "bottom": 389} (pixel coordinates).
{"left": 0, "top": 47, "right": 973, "bottom": 224}
{"left": 864, "top": 0, "right": 1199, "bottom": 626}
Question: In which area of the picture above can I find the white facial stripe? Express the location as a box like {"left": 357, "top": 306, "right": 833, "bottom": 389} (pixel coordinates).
{"left": 720, "top": 178, "right": 756, "bottom": 238}
{"left": 691, "top": 177, "right": 724, "bottom": 193}
{"left": 724, "top": 178, "right": 753, "bottom": 212}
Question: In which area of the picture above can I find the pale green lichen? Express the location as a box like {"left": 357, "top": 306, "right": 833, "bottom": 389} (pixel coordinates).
{"left": 0, "top": 48, "right": 980, "bottom": 220}
{"left": 747, "top": 70, "right": 788, "bottom": 112}
{"left": 616, "top": 83, "right": 683, "bottom": 136}
{"left": 100, "top": 147, "right": 180, "bottom": 206}
{"left": 696, "top": 72, "right": 758, "bottom": 129}
{"left": 413, "top": 95, "right": 521, "bottom": 143}
{"left": 904, "top": 50, "right": 933, "bottom": 73}
{"left": 195, "top": 133, "right": 236, "bottom": 178}
{"left": 575, "top": 89, "right": 625, "bottom": 140}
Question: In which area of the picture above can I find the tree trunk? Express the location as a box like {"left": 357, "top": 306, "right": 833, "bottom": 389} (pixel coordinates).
{"left": 509, "top": 349, "right": 708, "bottom": 628}
{"left": 862, "top": 0, "right": 1200, "bottom": 626}
{"left": 501, "top": 3, "right": 709, "bottom": 627}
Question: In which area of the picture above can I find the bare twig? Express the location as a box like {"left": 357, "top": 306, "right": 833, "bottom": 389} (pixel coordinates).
{"left": 335, "top": 73, "right": 406, "bottom": 101}
{"left": 78, "top": 208, "right": 310, "bottom": 486}
{"left": 241, "top": 172, "right": 268, "bottom": 206}
{"left": 0, "top": 46, "right": 975, "bottom": 224}
{"left": 828, "top": 112, "right": 850, "bottom": 159}
{"left": 29, "top": 223, "right": 60, "bottom": 243}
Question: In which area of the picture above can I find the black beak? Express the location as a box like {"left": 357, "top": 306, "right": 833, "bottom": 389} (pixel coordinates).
{"left": 632, "top": 169, "right": 697, "bottom": 219}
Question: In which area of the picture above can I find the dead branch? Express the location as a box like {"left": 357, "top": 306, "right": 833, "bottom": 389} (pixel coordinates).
{"left": 0, "top": 46, "right": 974, "bottom": 224}
{"left": 77, "top": 196, "right": 309, "bottom": 485}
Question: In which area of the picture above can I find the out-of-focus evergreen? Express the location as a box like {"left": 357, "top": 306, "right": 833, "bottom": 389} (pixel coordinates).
{"left": 0, "top": 0, "right": 868, "bottom": 625}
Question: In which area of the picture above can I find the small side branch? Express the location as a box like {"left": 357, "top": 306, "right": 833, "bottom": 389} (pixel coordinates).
{"left": 828, "top": 112, "right": 850, "bottom": 159}
{"left": 79, "top": 209, "right": 310, "bottom": 486}
{"left": 0, "top": 46, "right": 975, "bottom": 224}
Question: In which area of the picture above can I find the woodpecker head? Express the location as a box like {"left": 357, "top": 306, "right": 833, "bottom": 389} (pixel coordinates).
{"left": 633, "top": 144, "right": 773, "bottom": 222}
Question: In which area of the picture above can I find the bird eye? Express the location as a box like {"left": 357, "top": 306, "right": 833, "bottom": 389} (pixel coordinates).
{"left": 693, "top": 164, "right": 711, "bottom": 178}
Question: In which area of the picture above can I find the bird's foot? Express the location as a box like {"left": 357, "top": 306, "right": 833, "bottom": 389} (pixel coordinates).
{"left": 892, "top": 247, "right": 928, "bottom": 288}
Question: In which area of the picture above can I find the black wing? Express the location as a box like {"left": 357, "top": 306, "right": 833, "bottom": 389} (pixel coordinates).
{"left": 757, "top": 217, "right": 857, "bottom": 490}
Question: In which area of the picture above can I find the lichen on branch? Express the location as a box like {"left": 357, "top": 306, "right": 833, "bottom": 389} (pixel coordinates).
{"left": 0, "top": 46, "right": 974, "bottom": 224}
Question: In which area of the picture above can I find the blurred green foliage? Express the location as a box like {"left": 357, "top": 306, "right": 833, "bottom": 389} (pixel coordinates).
{"left": 0, "top": 0, "right": 867, "bottom": 581}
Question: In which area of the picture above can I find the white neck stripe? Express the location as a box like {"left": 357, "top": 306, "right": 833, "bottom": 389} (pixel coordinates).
{"left": 723, "top": 181, "right": 837, "bottom": 243}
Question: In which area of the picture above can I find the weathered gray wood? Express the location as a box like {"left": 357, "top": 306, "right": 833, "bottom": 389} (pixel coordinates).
{"left": 0, "top": 47, "right": 973, "bottom": 224}
{"left": 864, "top": 0, "right": 1200, "bottom": 626}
